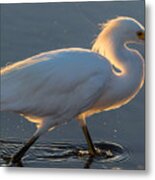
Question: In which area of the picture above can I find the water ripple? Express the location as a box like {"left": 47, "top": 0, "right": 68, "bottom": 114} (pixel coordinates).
{"left": 0, "top": 139, "right": 129, "bottom": 169}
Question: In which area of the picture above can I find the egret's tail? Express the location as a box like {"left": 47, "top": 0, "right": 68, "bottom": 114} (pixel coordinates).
{"left": 0, "top": 77, "right": 9, "bottom": 111}
{"left": 0, "top": 71, "right": 17, "bottom": 111}
{"left": 1, "top": 73, "right": 5, "bottom": 111}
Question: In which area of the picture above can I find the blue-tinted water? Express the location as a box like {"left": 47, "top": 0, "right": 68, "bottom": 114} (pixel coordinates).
{"left": 0, "top": 1, "right": 145, "bottom": 169}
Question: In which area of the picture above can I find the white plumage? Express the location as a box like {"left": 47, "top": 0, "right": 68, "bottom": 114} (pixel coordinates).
{"left": 0, "top": 16, "right": 145, "bottom": 163}
{"left": 1, "top": 48, "right": 111, "bottom": 128}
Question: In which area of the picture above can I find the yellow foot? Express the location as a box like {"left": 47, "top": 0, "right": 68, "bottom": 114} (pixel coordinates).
{"left": 77, "top": 147, "right": 114, "bottom": 158}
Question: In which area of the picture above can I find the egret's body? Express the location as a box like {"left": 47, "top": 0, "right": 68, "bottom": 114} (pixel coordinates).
{"left": 1, "top": 48, "right": 112, "bottom": 128}
{"left": 0, "top": 17, "right": 145, "bottom": 163}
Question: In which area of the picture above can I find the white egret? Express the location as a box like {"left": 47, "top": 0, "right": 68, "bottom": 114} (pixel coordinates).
{"left": 0, "top": 16, "right": 145, "bottom": 164}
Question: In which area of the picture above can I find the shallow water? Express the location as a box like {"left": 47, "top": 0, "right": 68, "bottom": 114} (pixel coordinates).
{"left": 0, "top": 139, "right": 130, "bottom": 169}
{"left": 0, "top": 1, "right": 145, "bottom": 169}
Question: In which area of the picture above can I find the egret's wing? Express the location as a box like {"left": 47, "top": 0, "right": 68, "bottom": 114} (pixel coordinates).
{"left": 1, "top": 49, "right": 111, "bottom": 119}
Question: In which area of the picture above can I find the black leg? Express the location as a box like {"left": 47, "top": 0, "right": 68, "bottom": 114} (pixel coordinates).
{"left": 84, "top": 156, "right": 94, "bottom": 169}
{"left": 10, "top": 132, "right": 40, "bottom": 164}
{"left": 81, "top": 124, "right": 96, "bottom": 156}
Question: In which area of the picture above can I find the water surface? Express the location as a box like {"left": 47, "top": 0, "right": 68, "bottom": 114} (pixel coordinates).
{"left": 0, "top": 1, "right": 145, "bottom": 169}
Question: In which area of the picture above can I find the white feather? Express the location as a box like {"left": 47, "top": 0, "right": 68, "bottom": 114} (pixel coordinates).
{"left": 0, "top": 17, "right": 145, "bottom": 132}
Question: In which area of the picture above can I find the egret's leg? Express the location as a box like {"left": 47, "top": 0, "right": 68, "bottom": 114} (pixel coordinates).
{"left": 11, "top": 129, "right": 42, "bottom": 164}
{"left": 78, "top": 118, "right": 96, "bottom": 156}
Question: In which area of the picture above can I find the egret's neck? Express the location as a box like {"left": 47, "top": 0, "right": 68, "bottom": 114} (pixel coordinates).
{"left": 92, "top": 33, "right": 144, "bottom": 108}
{"left": 92, "top": 31, "right": 144, "bottom": 76}
{"left": 92, "top": 32, "right": 128, "bottom": 73}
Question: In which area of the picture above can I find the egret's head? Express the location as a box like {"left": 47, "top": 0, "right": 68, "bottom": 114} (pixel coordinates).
{"left": 92, "top": 16, "right": 145, "bottom": 70}
{"left": 102, "top": 16, "right": 145, "bottom": 44}
{"left": 92, "top": 17, "right": 145, "bottom": 54}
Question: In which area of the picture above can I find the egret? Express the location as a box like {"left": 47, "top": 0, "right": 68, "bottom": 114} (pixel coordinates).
{"left": 0, "top": 16, "right": 145, "bottom": 164}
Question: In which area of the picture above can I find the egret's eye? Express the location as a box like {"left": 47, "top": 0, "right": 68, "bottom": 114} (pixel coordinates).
{"left": 137, "top": 31, "right": 145, "bottom": 40}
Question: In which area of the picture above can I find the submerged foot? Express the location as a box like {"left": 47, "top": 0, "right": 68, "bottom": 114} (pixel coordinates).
{"left": 8, "top": 153, "right": 24, "bottom": 167}
{"left": 78, "top": 147, "right": 114, "bottom": 158}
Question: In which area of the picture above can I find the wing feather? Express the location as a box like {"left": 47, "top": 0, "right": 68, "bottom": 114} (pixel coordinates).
{"left": 1, "top": 48, "right": 111, "bottom": 120}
